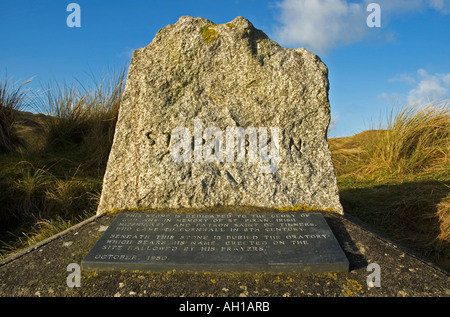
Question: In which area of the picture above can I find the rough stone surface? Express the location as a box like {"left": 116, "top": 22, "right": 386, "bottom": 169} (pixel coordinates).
{"left": 98, "top": 16, "right": 343, "bottom": 215}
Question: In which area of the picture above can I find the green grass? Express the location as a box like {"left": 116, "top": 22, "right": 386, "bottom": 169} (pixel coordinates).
{"left": 338, "top": 176, "right": 448, "bottom": 246}
{"left": 0, "top": 148, "right": 103, "bottom": 257}
{"left": 330, "top": 101, "right": 450, "bottom": 270}
{"left": 0, "top": 69, "right": 125, "bottom": 259}
{"left": 0, "top": 214, "right": 90, "bottom": 254}
{"left": 0, "top": 76, "right": 31, "bottom": 153}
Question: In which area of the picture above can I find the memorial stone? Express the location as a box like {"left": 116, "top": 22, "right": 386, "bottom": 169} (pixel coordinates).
{"left": 97, "top": 16, "right": 343, "bottom": 215}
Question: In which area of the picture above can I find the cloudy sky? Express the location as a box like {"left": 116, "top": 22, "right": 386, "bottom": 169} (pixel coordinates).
{"left": 1, "top": 0, "right": 449, "bottom": 137}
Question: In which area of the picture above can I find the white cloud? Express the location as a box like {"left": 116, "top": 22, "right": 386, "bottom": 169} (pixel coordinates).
{"left": 407, "top": 69, "right": 449, "bottom": 104}
{"left": 380, "top": 69, "right": 450, "bottom": 105}
{"left": 274, "top": 0, "right": 367, "bottom": 54}
{"left": 388, "top": 73, "right": 416, "bottom": 84}
{"left": 274, "top": 0, "right": 449, "bottom": 54}
{"left": 377, "top": 92, "right": 403, "bottom": 104}
{"left": 441, "top": 73, "right": 450, "bottom": 85}
{"left": 428, "top": 0, "right": 450, "bottom": 14}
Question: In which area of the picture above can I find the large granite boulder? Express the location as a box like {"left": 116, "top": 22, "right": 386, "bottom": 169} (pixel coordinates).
{"left": 97, "top": 16, "right": 343, "bottom": 214}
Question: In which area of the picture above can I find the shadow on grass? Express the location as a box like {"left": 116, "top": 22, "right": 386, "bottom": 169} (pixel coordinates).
{"left": 339, "top": 179, "right": 450, "bottom": 271}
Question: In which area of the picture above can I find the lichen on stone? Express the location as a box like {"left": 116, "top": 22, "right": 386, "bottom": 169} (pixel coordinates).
{"left": 199, "top": 24, "right": 218, "bottom": 43}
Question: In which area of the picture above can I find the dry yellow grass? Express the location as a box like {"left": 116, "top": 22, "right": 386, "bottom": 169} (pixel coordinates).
{"left": 329, "top": 102, "right": 450, "bottom": 270}
{"left": 437, "top": 189, "right": 450, "bottom": 247}
{"left": 328, "top": 130, "right": 383, "bottom": 176}
{"left": 362, "top": 103, "right": 449, "bottom": 178}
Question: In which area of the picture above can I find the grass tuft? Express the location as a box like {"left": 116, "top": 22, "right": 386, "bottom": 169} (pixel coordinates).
{"left": 362, "top": 102, "right": 450, "bottom": 178}
{"left": 330, "top": 101, "right": 450, "bottom": 270}
{"left": 0, "top": 68, "right": 125, "bottom": 258}
{"left": 0, "top": 76, "right": 31, "bottom": 153}
{"left": 39, "top": 68, "right": 125, "bottom": 169}
{"left": 0, "top": 214, "right": 89, "bottom": 258}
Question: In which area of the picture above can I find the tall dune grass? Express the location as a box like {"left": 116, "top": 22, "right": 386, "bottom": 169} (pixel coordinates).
{"left": 362, "top": 102, "right": 450, "bottom": 178}
{"left": 336, "top": 102, "right": 450, "bottom": 269}
{"left": 0, "top": 69, "right": 126, "bottom": 258}
{"left": 0, "top": 77, "right": 31, "bottom": 153}
{"left": 39, "top": 68, "right": 126, "bottom": 168}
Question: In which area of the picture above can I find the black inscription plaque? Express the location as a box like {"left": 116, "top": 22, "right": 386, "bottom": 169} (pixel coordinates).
{"left": 82, "top": 213, "right": 349, "bottom": 273}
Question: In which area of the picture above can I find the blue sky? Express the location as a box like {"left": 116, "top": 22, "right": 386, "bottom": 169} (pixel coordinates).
{"left": 1, "top": 0, "right": 449, "bottom": 137}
